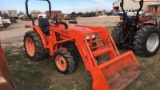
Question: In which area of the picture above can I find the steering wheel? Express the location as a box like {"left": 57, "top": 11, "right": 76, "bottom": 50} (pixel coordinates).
{"left": 51, "top": 15, "right": 68, "bottom": 29}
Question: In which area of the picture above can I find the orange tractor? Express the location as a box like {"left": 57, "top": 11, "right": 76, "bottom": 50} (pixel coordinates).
{"left": 24, "top": 0, "right": 142, "bottom": 89}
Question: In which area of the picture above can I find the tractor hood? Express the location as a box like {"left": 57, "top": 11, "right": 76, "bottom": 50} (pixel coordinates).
{"left": 68, "top": 25, "right": 95, "bottom": 35}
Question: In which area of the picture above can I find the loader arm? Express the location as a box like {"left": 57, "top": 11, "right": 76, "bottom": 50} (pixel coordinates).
{"left": 69, "top": 26, "right": 141, "bottom": 90}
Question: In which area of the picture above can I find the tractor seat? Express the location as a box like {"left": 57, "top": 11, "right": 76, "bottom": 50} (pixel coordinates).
{"left": 38, "top": 17, "right": 50, "bottom": 35}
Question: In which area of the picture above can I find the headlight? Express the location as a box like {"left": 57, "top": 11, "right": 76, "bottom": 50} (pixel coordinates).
{"left": 86, "top": 34, "right": 96, "bottom": 39}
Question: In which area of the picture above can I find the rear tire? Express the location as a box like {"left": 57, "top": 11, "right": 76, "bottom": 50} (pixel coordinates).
{"left": 24, "top": 31, "right": 45, "bottom": 61}
{"left": 133, "top": 25, "right": 160, "bottom": 56}
{"left": 53, "top": 49, "right": 75, "bottom": 74}
{"left": 111, "top": 26, "right": 125, "bottom": 48}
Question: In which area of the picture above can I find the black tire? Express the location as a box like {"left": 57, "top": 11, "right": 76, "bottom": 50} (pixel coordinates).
{"left": 69, "top": 44, "right": 80, "bottom": 58}
{"left": 133, "top": 25, "right": 160, "bottom": 56}
{"left": 53, "top": 49, "right": 75, "bottom": 74}
{"left": 111, "top": 26, "right": 125, "bottom": 48}
{"left": 62, "top": 42, "right": 80, "bottom": 58}
{"left": 24, "top": 31, "right": 45, "bottom": 61}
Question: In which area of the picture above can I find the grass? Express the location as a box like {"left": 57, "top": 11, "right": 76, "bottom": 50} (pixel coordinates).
{"left": 4, "top": 45, "right": 92, "bottom": 90}
{"left": 126, "top": 52, "right": 160, "bottom": 90}
{"left": 3, "top": 25, "right": 160, "bottom": 90}
{"left": 5, "top": 43, "right": 160, "bottom": 90}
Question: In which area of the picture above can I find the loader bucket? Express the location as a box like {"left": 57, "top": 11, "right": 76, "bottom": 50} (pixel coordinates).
{"left": 0, "top": 44, "right": 15, "bottom": 90}
{"left": 91, "top": 51, "right": 141, "bottom": 90}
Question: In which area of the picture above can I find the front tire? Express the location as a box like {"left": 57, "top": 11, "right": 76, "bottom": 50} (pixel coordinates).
{"left": 24, "top": 31, "right": 45, "bottom": 61}
{"left": 133, "top": 25, "right": 160, "bottom": 56}
{"left": 111, "top": 26, "right": 125, "bottom": 48}
{"left": 53, "top": 49, "right": 75, "bottom": 74}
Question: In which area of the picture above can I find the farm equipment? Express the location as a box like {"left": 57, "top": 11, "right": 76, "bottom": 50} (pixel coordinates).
{"left": 8, "top": 10, "right": 18, "bottom": 23}
{"left": 24, "top": 0, "right": 141, "bottom": 89}
{"left": 112, "top": 0, "right": 160, "bottom": 56}
{"left": 0, "top": 44, "right": 15, "bottom": 90}
{"left": 2, "top": 18, "right": 11, "bottom": 28}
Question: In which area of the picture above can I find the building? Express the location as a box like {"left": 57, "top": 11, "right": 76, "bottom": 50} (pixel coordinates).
{"left": 113, "top": 0, "right": 160, "bottom": 14}
{"left": 46, "top": 11, "right": 62, "bottom": 17}
{"left": 30, "top": 10, "right": 42, "bottom": 18}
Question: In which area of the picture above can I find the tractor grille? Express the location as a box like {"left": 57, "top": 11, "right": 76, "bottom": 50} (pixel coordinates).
{"left": 86, "top": 31, "right": 103, "bottom": 50}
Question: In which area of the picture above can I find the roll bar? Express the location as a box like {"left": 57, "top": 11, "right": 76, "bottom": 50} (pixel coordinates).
{"left": 136, "top": 0, "right": 144, "bottom": 21}
{"left": 120, "top": 0, "right": 125, "bottom": 22}
{"left": 120, "top": 0, "right": 144, "bottom": 22}
{"left": 25, "top": 0, "right": 51, "bottom": 25}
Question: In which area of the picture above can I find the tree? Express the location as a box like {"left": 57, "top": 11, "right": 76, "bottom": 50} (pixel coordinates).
{"left": 78, "top": 12, "right": 83, "bottom": 17}
{"left": 71, "top": 12, "right": 76, "bottom": 15}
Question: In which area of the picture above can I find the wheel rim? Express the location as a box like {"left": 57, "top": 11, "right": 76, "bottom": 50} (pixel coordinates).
{"left": 146, "top": 33, "right": 159, "bottom": 52}
{"left": 25, "top": 37, "right": 35, "bottom": 57}
{"left": 55, "top": 55, "right": 67, "bottom": 71}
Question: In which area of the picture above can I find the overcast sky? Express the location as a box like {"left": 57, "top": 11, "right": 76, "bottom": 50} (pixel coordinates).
{"left": 0, "top": 0, "right": 117, "bottom": 14}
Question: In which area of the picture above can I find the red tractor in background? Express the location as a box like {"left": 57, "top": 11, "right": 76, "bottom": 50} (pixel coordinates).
{"left": 24, "top": 0, "right": 142, "bottom": 90}
{"left": 112, "top": 0, "right": 160, "bottom": 57}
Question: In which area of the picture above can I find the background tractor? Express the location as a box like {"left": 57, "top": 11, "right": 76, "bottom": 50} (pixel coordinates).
{"left": 112, "top": 0, "right": 160, "bottom": 56}
{"left": 24, "top": 0, "right": 142, "bottom": 89}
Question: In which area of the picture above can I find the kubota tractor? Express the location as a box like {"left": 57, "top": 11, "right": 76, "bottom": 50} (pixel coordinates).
{"left": 112, "top": 0, "right": 160, "bottom": 57}
{"left": 24, "top": 0, "right": 142, "bottom": 89}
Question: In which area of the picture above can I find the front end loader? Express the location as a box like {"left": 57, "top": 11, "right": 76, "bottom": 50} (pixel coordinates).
{"left": 75, "top": 25, "right": 141, "bottom": 90}
{"left": 24, "top": 0, "right": 142, "bottom": 89}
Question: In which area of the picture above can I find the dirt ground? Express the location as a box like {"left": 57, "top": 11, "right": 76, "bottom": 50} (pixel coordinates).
{"left": 0, "top": 16, "right": 119, "bottom": 48}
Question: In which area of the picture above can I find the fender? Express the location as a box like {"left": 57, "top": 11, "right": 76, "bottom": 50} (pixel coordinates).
{"left": 33, "top": 26, "right": 48, "bottom": 48}
{"left": 25, "top": 25, "right": 48, "bottom": 47}
{"left": 144, "top": 21, "right": 156, "bottom": 26}
{"left": 25, "top": 25, "right": 48, "bottom": 48}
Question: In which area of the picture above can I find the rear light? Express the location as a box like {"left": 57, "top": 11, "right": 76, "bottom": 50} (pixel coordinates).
{"left": 120, "top": 16, "right": 123, "bottom": 21}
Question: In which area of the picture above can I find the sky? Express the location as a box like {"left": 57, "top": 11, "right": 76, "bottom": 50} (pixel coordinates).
{"left": 0, "top": 0, "right": 117, "bottom": 14}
